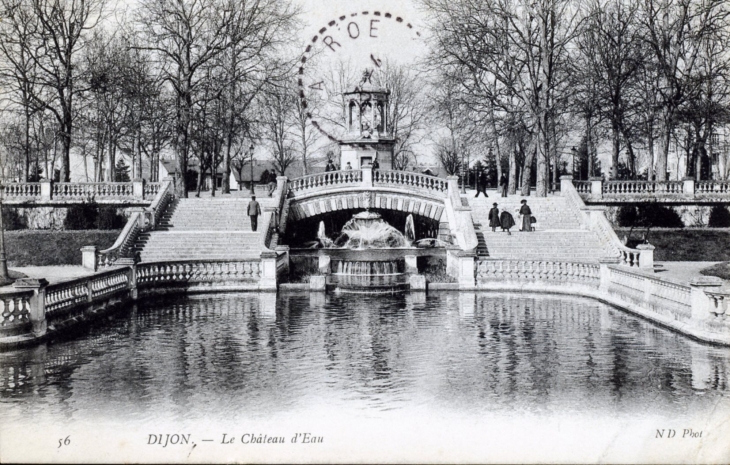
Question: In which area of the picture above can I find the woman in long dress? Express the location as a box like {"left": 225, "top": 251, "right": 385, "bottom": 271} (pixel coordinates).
{"left": 519, "top": 199, "right": 532, "bottom": 232}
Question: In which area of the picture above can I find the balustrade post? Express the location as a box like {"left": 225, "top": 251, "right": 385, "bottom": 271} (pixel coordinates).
{"left": 362, "top": 166, "right": 373, "bottom": 188}
{"left": 689, "top": 277, "right": 723, "bottom": 322}
{"left": 13, "top": 278, "right": 49, "bottom": 337}
{"left": 129, "top": 265, "right": 138, "bottom": 300}
{"left": 133, "top": 179, "right": 145, "bottom": 199}
{"left": 598, "top": 257, "right": 621, "bottom": 292}
{"left": 318, "top": 252, "right": 331, "bottom": 275}
{"left": 40, "top": 179, "right": 52, "bottom": 201}
{"left": 682, "top": 177, "right": 696, "bottom": 197}
{"left": 559, "top": 174, "right": 573, "bottom": 194}
{"left": 276, "top": 176, "right": 288, "bottom": 199}
{"left": 81, "top": 246, "right": 98, "bottom": 271}
{"left": 446, "top": 176, "right": 459, "bottom": 200}
{"left": 589, "top": 177, "right": 603, "bottom": 200}
{"left": 259, "top": 251, "right": 278, "bottom": 290}
{"left": 636, "top": 243, "right": 655, "bottom": 270}
{"left": 405, "top": 254, "right": 418, "bottom": 274}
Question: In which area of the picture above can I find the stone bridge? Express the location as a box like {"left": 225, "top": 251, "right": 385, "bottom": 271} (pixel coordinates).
{"left": 279, "top": 168, "right": 479, "bottom": 252}
{"left": 574, "top": 179, "right": 730, "bottom": 204}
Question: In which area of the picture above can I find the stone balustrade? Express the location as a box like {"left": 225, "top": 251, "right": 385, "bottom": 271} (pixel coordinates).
{"left": 574, "top": 178, "right": 730, "bottom": 203}
{"left": 87, "top": 178, "right": 174, "bottom": 270}
{"left": 560, "top": 176, "right": 651, "bottom": 269}
{"left": 0, "top": 289, "right": 34, "bottom": 337}
{"left": 136, "top": 260, "right": 262, "bottom": 285}
{"left": 373, "top": 170, "right": 448, "bottom": 194}
{"left": 1, "top": 179, "right": 159, "bottom": 205}
{"left": 287, "top": 170, "right": 362, "bottom": 195}
{"left": 476, "top": 259, "right": 601, "bottom": 286}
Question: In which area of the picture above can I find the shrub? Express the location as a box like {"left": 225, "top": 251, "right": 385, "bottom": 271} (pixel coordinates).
{"left": 97, "top": 208, "right": 126, "bottom": 230}
{"left": 616, "top": 206, "right": 638, "bottom": 227}
{"left": 64, "top": 203, "right": 99, "bottom": 230}
{"left": 640, "top": 204, "right": 684, "bottom": 228}
{"left": 617, "top": 204, "right": 683, "bottom": 228}
{"left": 708, "top": 205, "right": 730, "bottom": 228}
{"left": 2, "top": 207, "right": 27, "bottom": 230}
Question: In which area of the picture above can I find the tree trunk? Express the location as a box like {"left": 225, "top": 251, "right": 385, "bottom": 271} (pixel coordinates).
{"left": 657, "top": 119, "right": 671, "bottom": 181}
{"left": 508, "top": 136, "right": 517, "bottom": 195}
{"left": 611, "top": 124, "right": 620, "bottom": 179}
{"left": 521, "top": 136, "right": 537, "bottom": 196}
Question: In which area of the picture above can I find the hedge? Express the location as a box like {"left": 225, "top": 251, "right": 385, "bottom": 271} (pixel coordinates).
{"left": 6, "top": 230, "right": 121, "bottom": 266}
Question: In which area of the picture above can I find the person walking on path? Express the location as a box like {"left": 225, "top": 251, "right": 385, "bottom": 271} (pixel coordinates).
{"left": 499, "top": 174, "right": 508, "bottom": 197}
{"left": 248, "top": 195, "right": 262, "bottom": 231}
{"left": 499, "top": 207, "right": 515, "bottom": 235}
{"left": 475, "top": 170, "right": 489, "bottom": 197}
{"left": 488, "top": 202, "right": 501, "bottom": 232}
{"left": 519, "top": 199, "right": 533, "bottom": 232}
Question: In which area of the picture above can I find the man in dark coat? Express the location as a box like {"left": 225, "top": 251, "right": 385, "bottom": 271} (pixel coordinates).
{"left": 499, "top": 174, "right": 508, "bottom": 197}
{"left": 248, "top": 195, "right": 262, "bottom": 231}
{"left": 488, "top": 202, "right": 501, "bottom": 232}
{"left": 475, "top": 170, "right": 489, "bottom": 197}
{"left": 519, "top": 199, "right": 532, "bottom": 232}
{"left": 325, "top": 159, "right": 336, "bottom": 172}
{"left": 499, "top": 208, "right": 515, "bottom": 235}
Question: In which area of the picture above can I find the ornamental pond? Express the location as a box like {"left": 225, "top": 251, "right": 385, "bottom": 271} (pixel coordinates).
{"left": 1, "top": 291, "right": 729, "bottom": 461}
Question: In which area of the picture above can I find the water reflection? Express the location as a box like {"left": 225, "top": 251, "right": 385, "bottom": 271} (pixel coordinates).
{"left": 1, "top": 292, "right": 729, "bottom": 425}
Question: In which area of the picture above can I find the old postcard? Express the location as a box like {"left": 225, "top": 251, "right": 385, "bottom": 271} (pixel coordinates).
{"left": 1, "top": 0, "right": 729, "bottom": 462}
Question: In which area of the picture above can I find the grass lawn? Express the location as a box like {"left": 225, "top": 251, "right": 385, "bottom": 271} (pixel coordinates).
{"left": 615, "top": 228, "right": 730, "bottom": 262}
{"left": 6, "top": 230, "right": 120, "bottom": 266}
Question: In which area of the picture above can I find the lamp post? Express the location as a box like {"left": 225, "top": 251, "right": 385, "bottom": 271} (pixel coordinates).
{"left": 0, "top": 186, "right": 11, "bottom": 285}
{"left": 249, "top": 143, "right": 255, "bottom": 195}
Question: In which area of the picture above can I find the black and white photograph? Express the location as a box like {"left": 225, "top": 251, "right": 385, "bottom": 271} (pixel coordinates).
{"left": 0, "top": 0, "right": 729, "bottom": 462}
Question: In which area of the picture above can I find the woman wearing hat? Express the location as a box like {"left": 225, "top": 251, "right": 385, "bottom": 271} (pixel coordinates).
{"left": 519, "top": 199, "right": 533, "bottom": 232}
{"left": 499, "top": 207, "right": 515, "bottom": 235}
{"left": 488, "top": 202, "right": 501, "bottom": 232}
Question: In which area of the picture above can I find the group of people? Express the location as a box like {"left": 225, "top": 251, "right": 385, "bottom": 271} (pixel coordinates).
{"left": 487, "top": 199, "right": 534, "bottom": 235}
{"left": 475, "top": 173, "right": 510, "bottom": 198}
{"left": 325, "top": 158, "right": 380, "bottom": 172}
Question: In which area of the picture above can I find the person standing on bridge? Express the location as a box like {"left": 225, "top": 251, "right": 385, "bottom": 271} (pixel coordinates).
{"left": 519, "top": 199, "right": 533, "bottom": 232}
{"left": 488, "top": 202, "right": 501, "bottom": 232}
{"left": 248, "top": 195, "right": 262, "bottom": 232}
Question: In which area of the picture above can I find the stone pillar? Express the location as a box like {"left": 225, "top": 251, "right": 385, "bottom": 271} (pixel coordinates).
{"left": 13, "top": 278, "right": 49, "bottom": 337}
{"left": 636, "top": 243, "right": 655, "bottom": 270}
{"left": 689, "top": 277, "right": 723, "bottom": 322}
{"left": 362, "top": 166, "right": 373, "bottom": 188}
{"left": 404, "top": 254, "right": 418, "bottom": 274}
{"left": 40, "top": 179, "right": 52, "bottom": 201}
{"left": 80, "top": 246, "right": 98, "bottom": 271}
{"left": 589, "top": 177, "right": 603, "bottom": 200}
{"left": 447, "top": 176, "right": 459, "bottom": 201}
{"left": 409, "top": 274, "right": 426, "bottom": 291}
{"left": 598, "top": 257, "right": 621, "bottom": 293}
{"left": 128, "top": 265, "right": 138, "bottom": 300}
{"left": 132, "top": 178, "right": 145, "bottom": 199}
{"left": 276, "top": 176, "right": 288, "bottom": 199}
{"left": 259, "top": 251, "right": 278, "bottom": 290}
{"left": 318, "top": 253, "right": 331, "bottom": 275}
{"left": 310, "top": 275, "right": 326, "bottom": 292}
{"left": 559, "top": 174, "right": 573, "bottom": 193}
{"left": 446, "top": 250, "right": 476, "bottom": 289}
{"left": 682, "top": 177, "right": 696, "bottom": 197}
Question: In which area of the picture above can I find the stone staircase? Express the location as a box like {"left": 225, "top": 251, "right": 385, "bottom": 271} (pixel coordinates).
{"left": 134, "top": 197, "right": 277, "bottom": 262}
{"left": 468, "top": 191, "right": 611, "bottom": 262}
